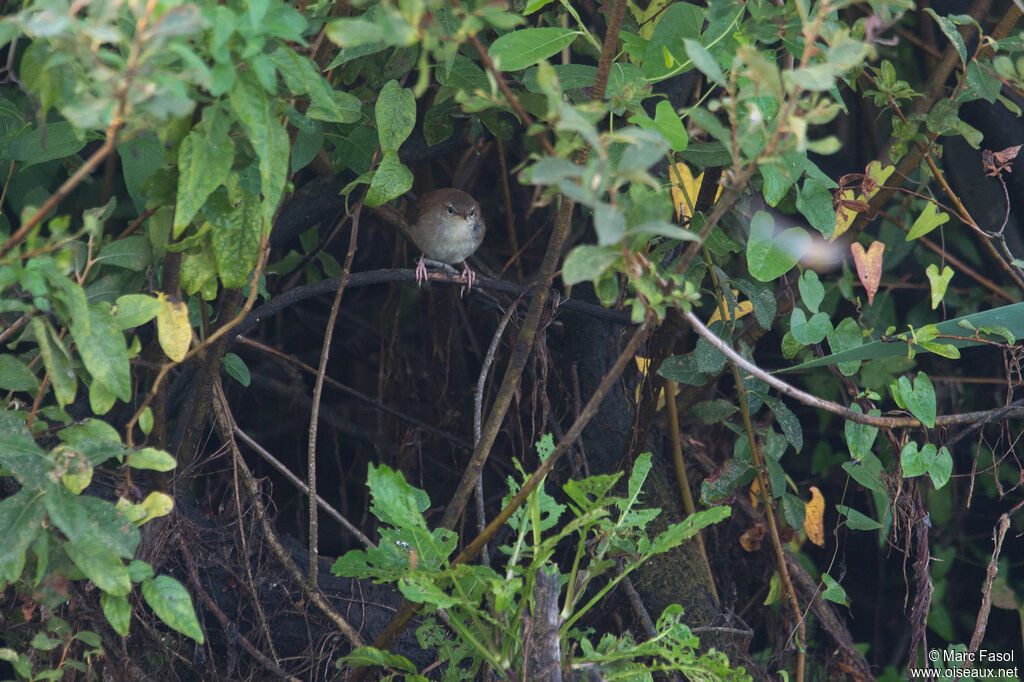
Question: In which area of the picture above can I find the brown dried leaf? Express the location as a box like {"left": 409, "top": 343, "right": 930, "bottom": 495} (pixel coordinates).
{"left": 739, "top": 522, "right": 766, "bottom": 552}
{"left": 850, "top": 240, "right": 884, "bottom": 306}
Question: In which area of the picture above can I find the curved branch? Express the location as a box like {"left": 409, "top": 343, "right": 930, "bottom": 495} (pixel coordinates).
{"left": 683, "top": 310, "right": 1024, "bottom": 429}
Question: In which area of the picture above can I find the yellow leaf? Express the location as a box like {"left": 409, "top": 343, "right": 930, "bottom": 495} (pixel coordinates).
{"left": 156, "top": 292, "right": 192, "bottom": 362}
{"left": 633, "top": 356, "right": 679, "bottom": 410}
{"left": 138, "top": 492, "right": 174, "bottom": 525}
{"left": 708, "top": 289, "right": 753, "bottom": 324}
{"left": 804, "top": 485, "right": 826, "bottom": 547}
{"left": 668, "top": 163, "right": 721, "bottom": 222}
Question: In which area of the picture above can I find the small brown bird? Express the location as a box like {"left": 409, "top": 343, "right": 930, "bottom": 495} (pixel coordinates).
{"left": 406, "top": 188, "right": 486, "bottom": 289}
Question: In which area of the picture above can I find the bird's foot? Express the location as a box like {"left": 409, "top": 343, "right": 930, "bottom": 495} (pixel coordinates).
{"left": 459, "top": 262, "right": 477, "bottom": 293}
{"left": 415, "top": 256, "right": 429, "bottom": 287}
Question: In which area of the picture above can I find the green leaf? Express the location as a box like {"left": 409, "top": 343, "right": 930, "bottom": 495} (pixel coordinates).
{"left": 340, "top": 647, "right": 419, "bottom": 674}
{"left": 141, "top": 575, "right": 205, "bottom": 643}
{"left": 900, "top": 441, "right": 934, "bottom": 477}
{"left": 790, "top": 308, "right": 831, "bottom": 345}
{"left": 785, "top": 302, "right": 1024, "bottom": 372}
{"left": 7, "top": 121, "right": 89, "bottom": 167}
{"left": 690, "top": 399, "right": 738, "bottom": 424}
{"left": 730, "top": 278, "right": 776, "bottom": 329}
{"left": 746, "top": 211, "right": 808, "bottom": 282}
{"left": 821, "top": 573, "right": 850, "bottom": 606}
{"left": 700, "top": 458, "right": 754, "bottom": 505}
{"left": 63, "top": 539, "right": 131, "bottom": 596}
{"left": 72, "top": 305, "right": 131, "bottom": 402}
{"left": 827, "top": 317, "right": 863, "bottom": 376}
{"left": 229, "top": 70, "right": 289, "bottom": 230}
{"left": 836, "top": 505, "right": 882, "bottom": 531}
{"left": 98, "top": 235, "right": 152, "bottom": 271}
{"left": 631, "top": 100, "right": 688, "bottom": 151}
{"left": 0, "top": 355, "right": 39, "bottom": 392}
{"left": 844, "top": 406, "right": 879, "bottom": 461}
{"left": 642, "top": 2, "right": 704, "bottom": 80}
{"left": 375, "top": 80, "right": 416, "bottom": 153}
{"left": 925, "top": 264, "right": 954, "bottom": 310}
{"left": 798, "top": 270, "right": 824, "bottom": 313}
{"left": 211, "top": 188, "right": 262, "bottom": 289}
{"left": 269, "top": 47, "right": 360, "bottom": 123}
{"left": 222, "top": 353, "right": 251, "bottom": 387}
{"left": 562, "top": 244, "right": 619, "bottom": 284}
{"left": 113, "top": 294, "right": 164, "bottom": 329}
{"left": 101, "top": 593, "right": 131, "bottom": 636}
{"left": 173, "top": 108, "right": 234, "bottom": 237}
{"left": 761, "top": 394, "right": 802, "bottom": 453}
{"left": 593, "top": 203, "right": 626, "bottom": 245}
{"left": 842, "top": 452, "right": 886, "bottom": 493}
{"left": 894, "top": 373, "right": 936, "bottom": 428}
{"left": 127, "top": 448, "right": 177, "bottom": 472}
{"left": 684, "top": 38, "right": 726, "bottom": 87}
{"left": 905, "top": 203, "right": 950, "bottom": 241}
{"left": 363, "top": 151, "right": 413, "bottom": 208}
{"left": 930, "top": 446, "right": 953, "bottom": 489}
{"left": 796, "top": 177, "right": 836, "bottom": 238}
{"left": 649, "top": 506, "right": 731, "bottom": 553}
{"left": 0, "top": 487, "right": 46, "bottom": 584}
{"left": 488, "top": 27, "right": 579, "bottom": 72}
{"left": 924, "top": 9, "right": 967, "bottom": 64}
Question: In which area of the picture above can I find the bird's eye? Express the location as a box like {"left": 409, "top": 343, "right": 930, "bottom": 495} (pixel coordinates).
{"left": 447, "top": 205, "right": 455, "bottom": 214}
{"left": 469, "top": 208, "right": 475, "bottom": 217}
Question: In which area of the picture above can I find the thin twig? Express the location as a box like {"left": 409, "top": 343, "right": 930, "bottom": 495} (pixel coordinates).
{"left": 307, "top": 202, "right": 361, "bottom": 586}
{"left": 473, "top": 299, "right": 522, "bottom": 565}
{"left": 683, "top": 310, "right": 1024, "bottom": 428}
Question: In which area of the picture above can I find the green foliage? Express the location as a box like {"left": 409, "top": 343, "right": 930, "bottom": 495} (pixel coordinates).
{"left": 332, "top": 448, "right": 736, "bottom": 679}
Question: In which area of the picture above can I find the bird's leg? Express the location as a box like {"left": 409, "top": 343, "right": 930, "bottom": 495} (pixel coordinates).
{"left": 459, "top": 261, "right": 477, "bottom": 291}
{"left": 415, "top": 254, "right": 429, "bottom": 287}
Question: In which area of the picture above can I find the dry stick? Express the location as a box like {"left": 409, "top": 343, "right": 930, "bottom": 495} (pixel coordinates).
{"left": 236, "top": 336, "right": 471, "bottom": 451}
{"left": 181, "top": 541, "right": 301, "bottom": 682}
{"left": 664, "top": 378, "right": 718, "bottom": 603}
{"left": 307, "top": 203, "right": 361, "bottom": 587}
{"left": 211, "top": 379, "right": 366, "bottom": 650}
{"left": 730, "top": 356, "right": 805, "bottom": 680}
{"left": 234, "top": 426, "right": 375, "bottom": 550}
{"left": 968, "top": 513, "right": 1011, "bottom": 653}
{"left": 683, "top": 310, "right": 1024, "bottom": 429}
{"left": 496, "top": 139, "right": 523, "bottom": 282}
{"left": 473, "top": 300, "right": 521, "bottom": 566}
